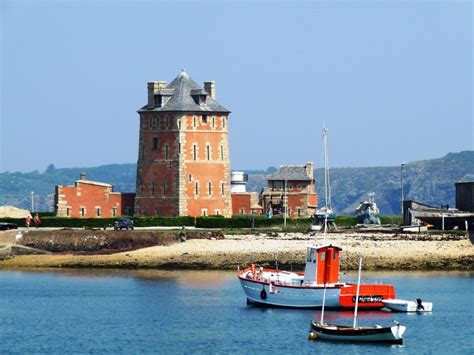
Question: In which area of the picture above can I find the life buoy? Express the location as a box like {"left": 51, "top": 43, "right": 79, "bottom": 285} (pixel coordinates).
{"left": 260, "top": 289, "right": 267, "bottom": 300}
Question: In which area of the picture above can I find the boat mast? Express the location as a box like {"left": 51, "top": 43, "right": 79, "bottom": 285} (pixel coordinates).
{"left": 322, "top": 128, "right": 332, "bottom": 211}
{"left": 353, "top": 256, "right": 363, "bottom": 328}
{"left": 320, "top": 283, "right": 327, "bottom": 325}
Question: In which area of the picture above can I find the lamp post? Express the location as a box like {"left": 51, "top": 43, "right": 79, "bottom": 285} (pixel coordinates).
{"left": 31, "top": 191, "right": 34, "bottom": 212}
{"left": 400, "top": 163, "right": 406, "bottom": 218}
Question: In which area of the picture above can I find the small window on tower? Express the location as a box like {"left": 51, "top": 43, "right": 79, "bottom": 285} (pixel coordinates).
{"left": 193, "top": 144, "right": 197, "bottom": 160}
{"left": 212, "top": 116, "right": 215, "bottom": 128}
{"left": 164, "top": 144, "right": 169, "bottom": 160}
{"left": 221, "top": 183, "right": 224, "bottom": 195}
{"left": 165, "top": 115, "right": 169, "bottom": 128}
{"left": 152, "top": 137, "right": 158, "bottom": 150}
{"left": 206, "top": 145, "right": 210, "bottom": 160}
{"left": 193, "top": 116, "right": 197, "bottom": 128}
{"left": 208, "top": 182, "right": 212, "bottom": 196}
{"left": 195, "top": 182, "right": 199, "bottom": 195}
{"left": 189, "top": 174, "right": 192, "bottom": 181}
{"left": 202, "top": 115, "right": 208, "bottom": 124}
{"left": 96, "top": 208, "right": 101, "bottom": 217}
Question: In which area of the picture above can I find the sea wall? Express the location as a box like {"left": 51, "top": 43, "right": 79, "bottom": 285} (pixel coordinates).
{"left": 14, "top": 229, "right": 224, "bottom": 254}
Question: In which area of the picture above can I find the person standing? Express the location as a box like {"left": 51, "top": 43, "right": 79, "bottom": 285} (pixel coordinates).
{"left": 25, "top": 214, "right": 32, "bottom": 229}
{"left": 33, "top": 213, "right": 41, "bottom": 227}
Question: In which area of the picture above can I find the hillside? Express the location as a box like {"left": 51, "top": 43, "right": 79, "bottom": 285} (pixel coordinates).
{"left": 0, "top": 152, "right": 472, "bottom": 214}
{"left": 247, "top": 151, "right": 474, "bottom": 214}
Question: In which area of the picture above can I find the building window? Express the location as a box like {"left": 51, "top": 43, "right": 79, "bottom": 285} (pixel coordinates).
{"left": 206, "top": 145, "right": 211, "bottom": 161}
{"left": 156, "top": 117, "right": 160, "bottom": 127}
{"left": 80, "top": 207, "right": 85, "bottom": 217}
{"left": 66, "top": 208, "right": 71, "bottom": 217}
{"left": 178, "top": 143, "right": 181, "bottom": 156}
{"left": 195, "top": 182, "right": 199, "bottom": 195}
{"left": 148, "top": 117, "right": 152, "bottom": 127}
{"left": 297, "top": 208, "right": 301, "bottom": 217}
{"left": 220, "top": 145, "right": 224, "bottom": 160}
{"left": 155, "top": 208, "right": 160, "bottom": 216}
{"left": 151, "top": 181, "right": 156, "bottom": 196}
{"left": 141, "top": 145, "right": 146, "bottom": 159}
{"left": 143, "top": 208, "right": 148, "bottom": 216}
{"left": 96, "top": 208, "right": 101, "bottom": 217}
{"left": 240, "top": 208, "right": 245, "bottom": 214}
{"left": 162, "top": 181, "right": 167, "bottom": 195}
{"left": 140, "top": 183, "right": 144, "bottom": 195}
{"left": 193, "top": 144, "right": 197, "bottom": 160}
{"left": 208, "top": 182, "right": 212, "bottom": 196}
{"left": 223, "top": 116, "right": 226, "bottom": 128}
{"left": 177, "top": 120, "right": 181, "bottom": 129}
{"left": 164, "top": 144, "right": 169, "bottom": 160}
{"left": 112, "top": 207, "right": 117, "bottom": 217}
{"left": 189, "top": 174, "right": 192, "bottom": 181}
{"left": 202, "top": 115, "right": 208, "bottom": 124}
{"left": 193, "top": 115, "right": 197, "bottom": 128}
{"left": 201, "top": 208, "right": 208, "bottom": 216}
{"left": 221, "top": 182, "right": 224, "bottom": 195}
{"left": 212, "top": 116, "right": 215, "bottom": 128}
{"left": 152, "top": 137, "right": 158, "bottom": 150}
{"left": 165, "top": 115, "right": 169, "bottom": 128}
{"left": 215, "top": 209, "right": 221, "bottom": 216}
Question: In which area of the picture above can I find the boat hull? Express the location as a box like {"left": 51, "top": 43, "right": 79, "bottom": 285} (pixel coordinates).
{"left": 382, "top": 299, "right": 433, "bottom": 312}
{"left": 238, "top": 270, "right": 395, "bottom": 309}
{"left": 309, "top": 321, "right": 406, "bottom": 344}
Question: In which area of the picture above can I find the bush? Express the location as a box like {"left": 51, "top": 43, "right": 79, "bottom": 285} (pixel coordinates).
{"left": 380, "top": 215, "right": 402, "bottom": 225}
{"left": 196, "top": 215, "right": 312, "bottom": 229}
{"left": 334, "top": 215, "right": 357, "bottom": 227}
{"left": 0, "top": 216, "right": 195, "bottom": 228}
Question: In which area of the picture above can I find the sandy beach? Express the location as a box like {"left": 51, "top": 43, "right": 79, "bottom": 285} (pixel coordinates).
{"left": 1, "top": 231, "right": 472, "bottom": 270}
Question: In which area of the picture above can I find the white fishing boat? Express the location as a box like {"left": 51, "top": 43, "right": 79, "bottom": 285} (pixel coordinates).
{"left": 382, "top": 298, "right": 433, "bottom": 313}
{"left": 237, "top": 244, "right": 396, "bottom": 309}
{"left": 308, "top": 257, "right": 407, "bottom": 344}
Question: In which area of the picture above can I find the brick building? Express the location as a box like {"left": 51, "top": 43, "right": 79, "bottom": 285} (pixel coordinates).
{"left": 134, "top": 70, "right": 232, "bottom": 217}
{"left": 55, "top": 174, "right": 135, "bottom": 218}
{"left": 261, "top": 162, "right": 317, "bottom": 217}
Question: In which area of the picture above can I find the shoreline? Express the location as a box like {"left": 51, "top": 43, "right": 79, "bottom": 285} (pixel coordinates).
{"left": 1, "top": 232, "right": 473, "bottom": 271}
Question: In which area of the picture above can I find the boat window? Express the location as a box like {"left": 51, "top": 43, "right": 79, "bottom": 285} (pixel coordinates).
{"left": 333, "top": 251, "right": 337, "bottom": 260}
{"left": 320, "top": 251, "right": 325, "bottom": 261}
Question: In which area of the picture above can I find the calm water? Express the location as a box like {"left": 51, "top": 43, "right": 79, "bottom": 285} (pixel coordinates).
{"left": 0, "top": 269, "right": 473, "bottom": 354}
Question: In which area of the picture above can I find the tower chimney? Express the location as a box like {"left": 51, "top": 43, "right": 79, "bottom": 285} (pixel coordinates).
{"left": 147, "top": 81, "right": 167, "bottom": 109}
{"left": 306, "top": 162, "right": 314, "bottom": 179}
{"left": 204, "top": 81, "right": 216, "bottom": 100}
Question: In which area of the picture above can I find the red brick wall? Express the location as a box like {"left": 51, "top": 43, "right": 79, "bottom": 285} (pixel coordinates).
{"left": 135, "top": 111, "right": 232, "bottom": 217}
{"left": 55, "top": 182, "right": 135, "bottom": 218}
{"left": 231, "top": 193, "right": 251, "bottom": 215}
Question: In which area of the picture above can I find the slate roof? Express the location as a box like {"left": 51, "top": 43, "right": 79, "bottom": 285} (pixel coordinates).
{"left": 267, "top": 165, "right": 312, "bottom": 181}
{"left": 139, "top": 70, "right": 230, "bottom": 113}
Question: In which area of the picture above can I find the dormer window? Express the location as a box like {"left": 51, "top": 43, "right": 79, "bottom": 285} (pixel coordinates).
{"left": 199, "top": 95, "right": 207, "bottom": 105}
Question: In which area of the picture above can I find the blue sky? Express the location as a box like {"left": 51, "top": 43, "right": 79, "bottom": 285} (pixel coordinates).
{"left": 1, "top": 0, "right": 472, "bottom": 172}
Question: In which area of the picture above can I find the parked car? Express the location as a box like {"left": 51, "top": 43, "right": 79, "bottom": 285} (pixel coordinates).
{"left": 114, "top": 218, "right": 134, "bottom": 230}
{"left": 0, "top": 222, "right": 18, "bottom": 231}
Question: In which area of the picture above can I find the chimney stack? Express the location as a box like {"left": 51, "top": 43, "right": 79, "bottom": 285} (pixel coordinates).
{"left": 147, "top": 81, "right": 167, "bottom": 109}
{"left": 204, "top": 81, "right": 216, "bottom": 100}
{"left": 305, "top": 162, "right": 314, "bottom": 179}
{"left": 80, "top": 172, "right": 86, "bottom": 180}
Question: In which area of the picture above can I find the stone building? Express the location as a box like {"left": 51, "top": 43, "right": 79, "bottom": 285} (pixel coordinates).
{"left": 261, "top": 162, "right": 317, "bottom": 218}
{"left": 134, "top": 70, "right": 232, "bottom": 217}
{"left": 55, "top": 174, "right": 135, "bottom": 218}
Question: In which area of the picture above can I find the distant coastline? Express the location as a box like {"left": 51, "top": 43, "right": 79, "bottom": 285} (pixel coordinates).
{"left": 0, "top": 231, "right": 472, "bottom": 271}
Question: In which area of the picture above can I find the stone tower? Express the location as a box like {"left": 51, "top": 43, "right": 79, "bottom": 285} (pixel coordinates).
{"left": 134, "top": 70, "right": 232, "bottom": 217}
